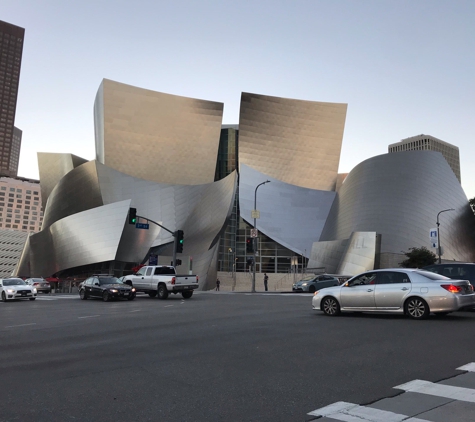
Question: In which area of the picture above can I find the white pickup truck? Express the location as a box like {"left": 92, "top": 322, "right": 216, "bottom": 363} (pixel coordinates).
{"left": 122, "top": 265, "right": 199, "bottom": 299}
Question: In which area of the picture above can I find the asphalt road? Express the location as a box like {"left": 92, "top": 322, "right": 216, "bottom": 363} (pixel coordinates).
{"left": 1, "top": 292, "right": 475, "bottom": 422}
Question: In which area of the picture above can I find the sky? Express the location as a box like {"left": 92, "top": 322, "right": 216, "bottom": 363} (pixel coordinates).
{"left": 4, "top": 0, "right": 475, "bottom": 197}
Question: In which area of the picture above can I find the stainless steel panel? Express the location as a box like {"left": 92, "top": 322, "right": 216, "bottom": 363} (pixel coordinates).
{"left": 321, "top": 151, "right": 475, "bottom": 263}
{"left": 94, "top": 79, "right": 224, "bottom": 185}
{"left": 238, "top": 92, "right": 347, "bottom": 191}
{"left": 37, "top": 153, "right": 88, "bottom": 210}
{"left": 239, "top": 164, "right": 335, "bottom": 256}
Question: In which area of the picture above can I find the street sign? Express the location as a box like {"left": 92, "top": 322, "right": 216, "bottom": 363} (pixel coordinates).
{"left": 250, "top": 228, "right": 258, "bottom": 238}
{"left": 251, "top": 210, "right": 260, "bottom": 219}
{"left": 136, "top": 223, "right": 150, "bottom": 230}
{"left": 429, "top": 228, "right": 438, "bottom": 248}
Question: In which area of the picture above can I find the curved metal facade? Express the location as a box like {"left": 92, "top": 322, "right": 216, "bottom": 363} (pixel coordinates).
{"left": 321, "top": 151, "right": 475, "bottom": 262}
{"left": 94, "top": 79, "right": 224, "bottom": 185}
{"left": 37, "top": 153, "right": 88, "bottom": 210}
{"left": 238, "top": 92, "right": 347, "bottom": 191}
{"left": 239, "top": 164, "right": 336, "bottom": 256}
{"left": 15, "top": 158, "right": 237, "bottom": 288}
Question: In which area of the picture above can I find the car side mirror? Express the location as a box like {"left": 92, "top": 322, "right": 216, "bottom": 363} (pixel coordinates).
{"left": 94, "top": 282, "right": 100, "bottom": 286}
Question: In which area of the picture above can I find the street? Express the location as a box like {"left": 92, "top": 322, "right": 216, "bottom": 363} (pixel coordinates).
{"left": 1, "top": 292, "right": 475, "bottom": 421}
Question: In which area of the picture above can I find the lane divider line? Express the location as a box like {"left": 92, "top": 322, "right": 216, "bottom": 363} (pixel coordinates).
{"left": 5, "top": 323, "right": 37, "bottom": 328}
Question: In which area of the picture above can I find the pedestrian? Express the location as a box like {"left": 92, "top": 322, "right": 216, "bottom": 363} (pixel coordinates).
{"left": 264, "top": 273, "right": 268, "bottom": 291}
{"left": 216, "top": 278, "right": 221, "bottom": 291}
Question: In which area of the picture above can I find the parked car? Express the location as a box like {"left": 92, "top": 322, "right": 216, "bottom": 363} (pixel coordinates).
{"left": 312, "top": 268, "right": 475, "bottom": 319}
{"left": 293, "top": 274, "right": 339, "bottom": 293}
{"left": 79, "top": 275, "right": 136, "bottom": 302}
{"left": 423, "top": 263, "right": 475, "bottom": 287}
{"left": 25, "top": 278, "right": 51, "bottom": 294}
{"left": 0, "top": 278, "right": 37, "bottom": 302}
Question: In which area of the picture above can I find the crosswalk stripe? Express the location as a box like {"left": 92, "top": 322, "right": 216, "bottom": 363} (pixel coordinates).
{"left": 394, "top": 379, "right": 475, "bottom": 403}
{"left": 457, "top": 362, "right": 475, "bottom": 372}
{"left": 307, "top": 401, "right": 428, "bottom": 422}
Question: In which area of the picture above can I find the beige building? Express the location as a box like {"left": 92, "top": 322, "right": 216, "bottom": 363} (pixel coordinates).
{"left": 0, "top": 176, "right": 43, "bottom": 232}
{"left": 388, "top": 134, "right": 461, "bottom": 183}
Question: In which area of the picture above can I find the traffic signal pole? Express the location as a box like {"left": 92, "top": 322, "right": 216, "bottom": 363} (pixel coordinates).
{"left": 135, "top": 214, "right": 182, "bottom": 267}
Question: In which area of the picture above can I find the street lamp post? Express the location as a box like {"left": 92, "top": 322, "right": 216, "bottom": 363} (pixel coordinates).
{"left": 436, "top": 208, "right": 455, "bottom": 264}
{"left": 252, "top": 180, "right": 270, "bottom": 292}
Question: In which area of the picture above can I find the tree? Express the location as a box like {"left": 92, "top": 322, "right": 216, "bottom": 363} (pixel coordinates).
{"left": 399, "top": 246, "right": 437, "bottom": 268}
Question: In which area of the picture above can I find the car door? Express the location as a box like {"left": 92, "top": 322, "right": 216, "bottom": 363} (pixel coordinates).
{"left": 340, "top": 272, "right": 377, "bottom": 309}
{"left": 83, "top": 278, "right": 94, "bottom": 296}
{"left": 374, "top": 271, "right": 412, "bottom": 310}
{"left": 90, "top": 277, "right": 102, "bottom": 298}
{"left": 143, "top": 266, "right": 154, "bottom": 289}
{"left": 131, "top": 267, "right": 148, "bottom": 289}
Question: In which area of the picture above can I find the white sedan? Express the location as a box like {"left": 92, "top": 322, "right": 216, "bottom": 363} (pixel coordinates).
{"left": 0, "top": 278, "right": 37, "bottom": 302}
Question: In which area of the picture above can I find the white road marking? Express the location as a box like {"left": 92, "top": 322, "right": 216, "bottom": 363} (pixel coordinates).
{"left": 457, "top": 362, "right": 475, "bottom": 372}
{"left": 394, "top": 379, "right": 475, "bottom": 403}
{"left": 307, "top": 401, "right": 427, "bottom": 422}
{"left": 164, "top": 305, "right": 173, "bottom": 308}
{"left": 78, "top": 315, "right": 101, "bottom": 319}
{"left": 5, "top": 323, "right": 37, "bottom": 328}
{"left": 128, "top": 309, "right": 141, "bottom": 312}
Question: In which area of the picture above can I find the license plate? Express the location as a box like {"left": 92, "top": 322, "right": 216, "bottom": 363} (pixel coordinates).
{"left": 21, "top": 292, "right": 26, "bottom": 296}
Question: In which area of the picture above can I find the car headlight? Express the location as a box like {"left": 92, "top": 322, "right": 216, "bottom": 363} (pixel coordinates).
{"left": 131, "top": 288, "right": 136, "bottom": 292}
{"left": 302, "top": 283, "right": 308, "bottom": 286}
{"left": 6, "top": 289, "right": 15, "bottom": 293}
{"left": 109, "top": 289, "right": 118, "bottom": 293}
{"left": 33, "top": 288, "right": 37, "bottom": 293}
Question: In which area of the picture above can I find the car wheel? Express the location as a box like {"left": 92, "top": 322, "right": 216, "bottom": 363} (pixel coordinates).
{"left": 308, "top": 286, "right": 316, "bottom": 294}
{"left": 102, "top": 291, "right": 110, "bottom": 302}
{"left": 148, "top": 292, "right": 157, "bottom": 298}
{"left": 127, "top": 294, "right": 135, "bottom": 301}
{"left": 29, "top": 298, "right": 36, "bottom": 301}
{"left": 1, "top": 292, "right": 7, "bottom": 302}
{"left": 405, "top": 297, "right": 430, "bottom": 320}
{"left": 80, "top": 290, "right": 87, "bottom": 300}
{"left": 157, "top": 284, "right": 168, "bottom": 300}
{"left": 182, "top": 291, "right": 193, "bottom": 299}
{"left": 322, "top": 297, "right": 340, "bottom": 316}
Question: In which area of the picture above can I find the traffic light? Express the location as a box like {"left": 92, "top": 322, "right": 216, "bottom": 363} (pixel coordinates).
{"left": 128, "top": 207, "right": 137, "bottom": 224}
{"left": 246, "top": 237, "right": 254, "bottom": 253}
{"left": 176, "top": 230, "right": 184, "bottom": 253}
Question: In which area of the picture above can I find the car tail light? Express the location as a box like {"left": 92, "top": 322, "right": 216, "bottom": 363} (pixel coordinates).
{"left": 33, "top": 283, "right": 40, "bottom": 286}
{"left": 171, "top": 277, "right": 176, "bottom": 285}
{"left": 441, "top": 284, "right": 463, "bottom": 293}
{"left": 196, "top": 276, "right": 199, "bottom": 283}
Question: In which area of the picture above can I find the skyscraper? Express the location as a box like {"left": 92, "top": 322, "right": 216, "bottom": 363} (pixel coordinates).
{"left": 0, "top": 20, "right": 25, "bottom": 177}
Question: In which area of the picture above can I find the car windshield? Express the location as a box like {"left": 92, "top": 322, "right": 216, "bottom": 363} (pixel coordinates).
{"left": 3, "top": 279, "right": 26, "bottom": 286}
{"left": 300, "top": 276, "right": 316, "bottom": 282}
{"left": 30, "top": 278, "right": 44, "bottom": 282}
{"left": 415, "top": 271, "right": 451, "bottom": 281}
{"left": 98, "top": 277, "right": 121, "bottom": 285}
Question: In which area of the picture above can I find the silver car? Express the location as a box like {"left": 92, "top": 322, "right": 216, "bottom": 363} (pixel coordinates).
{"left": 25, "top": 278, "right": 51, "bottom": 294}
{"left": 293, "top": 275, "right": 339, "bottom": 293}
{"left": 312, "top": 269, "right": 475, "bottom": 319}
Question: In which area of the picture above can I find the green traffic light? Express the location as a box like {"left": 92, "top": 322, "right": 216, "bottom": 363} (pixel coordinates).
{"left": 132, "top": 218, "right": 136, "bottom": 223}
